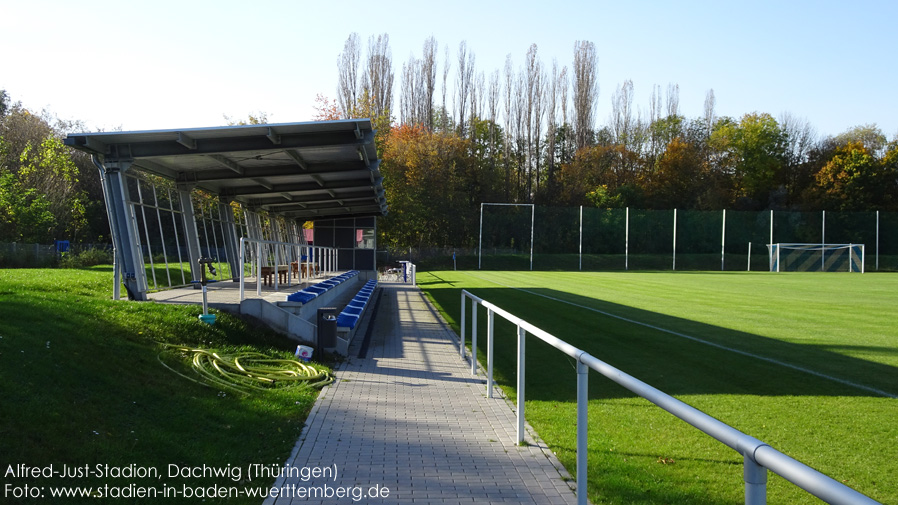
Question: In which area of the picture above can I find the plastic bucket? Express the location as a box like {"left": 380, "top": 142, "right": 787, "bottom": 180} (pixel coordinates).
{"left": 198, "top": 313, "right": 217, "bottom": 325}
{"left": 295, "top": 345, "right": 314, "bottom": 362}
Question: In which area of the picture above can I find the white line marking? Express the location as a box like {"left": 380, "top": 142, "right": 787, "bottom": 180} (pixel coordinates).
{"left": 465, "top": 272, "right": 896, "bottom": 399}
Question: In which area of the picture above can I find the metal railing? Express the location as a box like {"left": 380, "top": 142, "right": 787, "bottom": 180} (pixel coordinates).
{"left": 238, "top": 237, "right": 337, "bottom": 300}
{"left": 459, "top": 290, "right": 881, "bottom": 505}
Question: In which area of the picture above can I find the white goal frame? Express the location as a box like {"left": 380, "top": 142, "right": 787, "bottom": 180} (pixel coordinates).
{"left": 767, "top": 243, "right": 865, "bottom": 273}
{"left": 478, "top": 203, "right": 535, "bottom": 270}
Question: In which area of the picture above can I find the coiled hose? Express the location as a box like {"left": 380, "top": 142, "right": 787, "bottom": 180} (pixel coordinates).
{"left": 159, "top": 344, "right": 335, "bottom": 395}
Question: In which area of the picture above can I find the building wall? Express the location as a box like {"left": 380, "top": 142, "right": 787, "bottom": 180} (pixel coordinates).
{"left": 313, "top": 217, "right": 377, "bottom": 275}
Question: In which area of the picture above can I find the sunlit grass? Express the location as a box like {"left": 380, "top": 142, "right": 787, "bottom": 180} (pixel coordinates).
{"left": 0, "top": 267, "right": 326, "bottom": 504}
{"left": 419, "top": 270, "right": 897, "bottom": 504}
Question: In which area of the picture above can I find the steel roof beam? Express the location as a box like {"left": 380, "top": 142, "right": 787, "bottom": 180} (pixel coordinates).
{"left": 207, "top": 154, "right": 244, "bottom": 174}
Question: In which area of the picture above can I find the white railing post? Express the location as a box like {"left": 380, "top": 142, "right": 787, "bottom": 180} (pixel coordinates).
{"left": 487, "top": 308, "right": 495, "bottom": 398}
{"left": 456, "top": 293, "right": 882, "bottom": 505}
{"left": 576, "top": 359, "right": 589, "bottom": 505}
{"left": 471, "top": 301, "right": 478, "bottom": 376}
{"left": 744, "top": 453, "right": 768, "bottom": 505}
{"left": 460, "top": 292, "right": 467, "bottom": 359}
{"left": 516, "top": 325, "right": 526, "bottom": 445}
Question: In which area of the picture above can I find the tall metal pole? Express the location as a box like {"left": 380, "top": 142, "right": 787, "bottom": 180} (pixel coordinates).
{"left": 822, "top": 210, "right": 826, "bottom": 272}
{"left": 579, "top": 205, "right": 583, "bottom": 271}
{"left": 529, "top": 204, "right": 535, "bottom": 271}
{"left": 478, "top": 203, "right": 483, "bottom": 270}
{"left": 625, "top": 207, "right": 630, "bottom": 271}
{"left": 876, "top": 210, "right": 880, "bottom": 271}
{"left": 672, "top": 208, "right": 677, "bottom": 271}
{"left": 721, "top": 209, "right": 726, "bottom": 271}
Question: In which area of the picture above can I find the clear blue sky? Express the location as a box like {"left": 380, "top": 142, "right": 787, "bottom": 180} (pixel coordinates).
{"left": 3, "top": 0, "right": 896, "bottom": 139}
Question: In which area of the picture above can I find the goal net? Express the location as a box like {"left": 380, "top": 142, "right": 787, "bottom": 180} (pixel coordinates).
{"left": 767, "top": 243, "right": 864, "bottom": 272}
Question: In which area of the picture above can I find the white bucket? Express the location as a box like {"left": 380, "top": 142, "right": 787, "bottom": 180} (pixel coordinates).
{"left": 295, "top": 345, "right": 314, "bottom": 362}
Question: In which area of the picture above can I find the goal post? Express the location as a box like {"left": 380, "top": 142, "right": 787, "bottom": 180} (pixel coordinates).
{"left": 479, "top": 203, "right": 535, "bottom": 270}
{"left": 767, "top": 243, "right": 864, "bottom": 273}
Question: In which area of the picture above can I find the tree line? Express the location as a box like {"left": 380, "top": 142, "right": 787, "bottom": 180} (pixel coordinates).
{"left": 327, "top": 33, "right": 898, "bottom": 251}
{"left": 0, "top": 91, "right": 108, "bottom": 244}
{"left": 2, "top": 33, "right": 896, "bottom": 253}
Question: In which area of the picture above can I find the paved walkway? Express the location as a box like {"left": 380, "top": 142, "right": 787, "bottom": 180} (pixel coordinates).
{"left": 266, "top": 282, "right": 579, "bottom": 505}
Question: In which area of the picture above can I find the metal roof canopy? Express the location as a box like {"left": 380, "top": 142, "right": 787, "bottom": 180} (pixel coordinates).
{"left": 65, "top": 119, "right": 387, "bottom": 220}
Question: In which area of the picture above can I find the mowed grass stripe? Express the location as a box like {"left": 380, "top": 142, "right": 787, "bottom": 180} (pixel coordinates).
{"left": 417, "top": 270, "right": 897, "bottom": 504}
{"left": 465, "top": 270, "right": 897, "bottom": 398}
{"left": 459, "top": 270, "right": 898, "bottom": 396}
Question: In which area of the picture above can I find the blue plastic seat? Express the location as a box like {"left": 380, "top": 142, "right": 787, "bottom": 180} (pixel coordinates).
{"left": 336, "top": 313, "right": 359, "bottom": 329}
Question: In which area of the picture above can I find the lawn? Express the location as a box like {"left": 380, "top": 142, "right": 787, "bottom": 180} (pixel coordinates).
{"left": 418, "top": 270, "right": 897, "bottom": 505}
{"left": 0, "top": 266, "right": 327, "bottom": 504}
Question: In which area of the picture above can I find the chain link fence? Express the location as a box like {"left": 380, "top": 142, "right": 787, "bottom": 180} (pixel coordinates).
{"left": 0, "top": 242, "right": 113, "bottom": 268}
{"left": 470, "top": 206, "right": 898, "bottom": 271}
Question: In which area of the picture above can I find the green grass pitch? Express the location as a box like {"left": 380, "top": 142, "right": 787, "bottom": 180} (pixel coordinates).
{"left": 417, "top": 270, "right": 897, "bottom": 505}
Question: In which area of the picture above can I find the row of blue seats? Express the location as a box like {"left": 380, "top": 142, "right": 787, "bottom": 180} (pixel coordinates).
{"left": 286, "top": 270, "right": 360, "bottom": 304}
{"left": 336, "top": 280, "right": 377, "bottom": 330}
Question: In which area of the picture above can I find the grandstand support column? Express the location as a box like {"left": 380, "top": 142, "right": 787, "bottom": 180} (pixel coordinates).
{"left": 218, "top": 198, "right": 241, "bottom": 281}
{"left": 94, "top": 157, "right": 147, "bottom": 301}
{"left": 177, "top": 185, "right": 203, "bottom": 286}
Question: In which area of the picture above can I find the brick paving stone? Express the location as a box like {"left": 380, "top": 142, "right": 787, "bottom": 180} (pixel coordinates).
{"left": 265, "top": 282, "right": 580, "bottom": 505}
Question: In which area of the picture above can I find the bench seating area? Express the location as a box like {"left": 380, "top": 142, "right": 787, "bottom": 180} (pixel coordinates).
{"left": 286, "top": 270, "right": 360, "bottom": 304}
{"left": 336, "top": 280, "right": 377, "bottom": 331}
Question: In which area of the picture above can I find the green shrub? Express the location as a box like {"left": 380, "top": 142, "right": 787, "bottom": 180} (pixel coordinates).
{"left": 59, "top": 247, "right": 113, "bottom": 268}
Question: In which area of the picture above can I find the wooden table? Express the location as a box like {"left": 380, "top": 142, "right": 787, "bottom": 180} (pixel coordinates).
{"left": 259, "top": 265, "right": 289, "bottom": 286}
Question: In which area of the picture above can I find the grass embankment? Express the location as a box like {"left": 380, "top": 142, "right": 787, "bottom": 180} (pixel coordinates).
{"left": 419, "top": 270, "right": 898, "bottom": 505}
{"left": 0, "top": 267, "right": 326, "bottom": 504}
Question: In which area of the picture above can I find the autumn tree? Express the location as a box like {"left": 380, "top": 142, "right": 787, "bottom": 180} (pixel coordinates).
{"left": 710, "top": 112, "right": 788, "bottom": 208}
{"left": 812, "top": 142, "right": 897, "bottom": 210}
{"left": 312, "top": 94, "right": 342, "bottom": 121}
{"left": 572, "top": 40, "right": 599, "bottom": 150}
{"left": 337, "top": 33, "right": 362, "bottom": 119}
{"left": 0, "top": 104, "right": 96, "bottom": 242}
{"left": 378, "top": 124, "right": 478, "bottom": 249}
{"left": 643, "top": 137, "right": 706, "bottom": 209}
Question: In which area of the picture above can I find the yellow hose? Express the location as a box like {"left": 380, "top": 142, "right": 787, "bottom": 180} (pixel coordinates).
{"left": 160, "top": 344, "right": 335, "bottom": 395}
